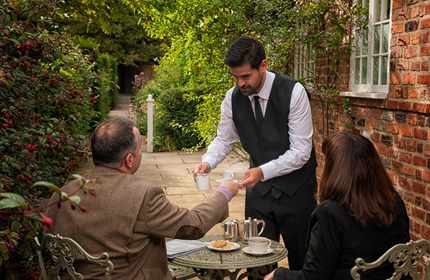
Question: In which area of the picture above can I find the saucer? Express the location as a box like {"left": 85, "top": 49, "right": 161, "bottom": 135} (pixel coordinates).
{"left": 242, "top": 246, "right": 274, "bottom": 256}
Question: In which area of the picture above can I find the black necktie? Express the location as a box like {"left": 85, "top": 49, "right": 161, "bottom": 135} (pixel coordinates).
{"left": 253, "top": 96, "right": 264, "bottom": 128}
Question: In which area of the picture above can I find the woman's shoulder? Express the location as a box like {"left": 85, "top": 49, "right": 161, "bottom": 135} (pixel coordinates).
{"left": 313, "top": 200, "right": 351, "bottom": 223}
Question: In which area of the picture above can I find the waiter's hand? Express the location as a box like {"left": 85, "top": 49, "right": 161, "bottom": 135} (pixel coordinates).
{"left": 264, "top": 271, "right": 275, "bottom": 280}
{"left": 193, "top": 162, "right": 210, "bottom": 175}
{"left": 239, "top": 167, "right": 263, "bottom": 188}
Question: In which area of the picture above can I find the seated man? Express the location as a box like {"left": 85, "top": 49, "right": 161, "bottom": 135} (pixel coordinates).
{"left": 47, "top": 117, "right": 240, "bottom": 279}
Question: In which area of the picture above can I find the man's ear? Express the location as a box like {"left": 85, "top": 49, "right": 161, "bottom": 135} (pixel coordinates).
{"left": 124, "top": 153, "right": 134, "bottom": 169}
{"left": 259, "top": 59, "right": 267, "bottom": 71}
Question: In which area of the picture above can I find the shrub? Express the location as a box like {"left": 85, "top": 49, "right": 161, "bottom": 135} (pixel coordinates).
{"left": 135, "top": 61, "right": 202, "bottom": 151}
{"left": 0, "top": 4, "right": 97, "bottom": 277}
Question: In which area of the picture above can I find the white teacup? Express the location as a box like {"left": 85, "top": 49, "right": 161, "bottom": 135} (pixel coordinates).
{"left": 248, "top": 236, "right": 271, "bottom": 253}
{"left": 194, "top": 173, "right": 210, "bottom": 191}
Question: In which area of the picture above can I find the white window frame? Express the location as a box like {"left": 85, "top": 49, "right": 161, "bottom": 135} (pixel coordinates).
{"left": 343, "top": 0, "right": 392, "bottom": 99}
{"left": 292, "top": 42, "right": 316, "bottom": 86}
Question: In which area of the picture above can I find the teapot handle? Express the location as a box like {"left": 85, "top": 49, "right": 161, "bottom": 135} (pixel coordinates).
{"left": 257, "top": 220, "right": 265, "bottom": 236}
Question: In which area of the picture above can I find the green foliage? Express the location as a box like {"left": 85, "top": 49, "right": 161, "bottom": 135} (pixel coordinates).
{"left": 56, "top": 0, "right": 162, "bottom": 65}
{"left": 132, "top": 0, "right": 252, "bottom": 149}
{"left": 92, "top": 53, "right": 119, "bottom": 125}
{"left": 134, "top": 60, "right": 202, "bottom": 151}
{"left": 0, "top": 1, "right": 107, "bottom": 276}
{"left": 132, "top": 0, "right": 367, "bottom": 146}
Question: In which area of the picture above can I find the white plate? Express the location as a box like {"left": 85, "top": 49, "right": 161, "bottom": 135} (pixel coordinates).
{"left": 242, "top": 246, "right": 274, "bottom": 256}
{"left": 207, "top": 241, "right": 241, "bottom": 252}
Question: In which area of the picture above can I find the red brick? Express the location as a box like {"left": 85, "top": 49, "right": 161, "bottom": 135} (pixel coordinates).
{"left": 408, "top": 88, "right": 419, "bottom": 98}
{"left": 421, "top": 46, "right": 430, "bottom": 56}
{"left": 414, "top": 128, "right": 428, "bottom": 140}
{"left": 393, "top": 0, "right": 404, "bottom": 10}
{"left": 392, "top": 22, "right": 405, "bottom": 33}
{"left": 416, "top": 169, "right": 422, "bottom": 181}
{"left": 390, "top": 72, "right": 401, "bottom": 85}
{"left": 401, "top": 72, "right": 417, "bottom": 84}
{"left": 399, "top": 152, "right": 413, "bottom": 163}
{"left": 407, "top": 114, "right": 418, "bottom": 125}
{"left": 423, "top": 198, "right": 430, "bottom": 211}
{"left": 422, "top": 60, "right": 429, "bottom": 71}
{"left": 410, "top": 32, "right": 420, "bottom": 44}
{"left": 409, "top": 6, "right": 421, "bottom": 18}
{"left": 412, "top": 207, "right": 426, "bottom": 221}
{"left": 417, "top": 74, "right": 430, "bottom": 84}
{"left": 413, "top": 156, "right": 427, "bottom": 167}
{"left": 422, "top": 31, "right": 430, "bottom": 44}
{"left": 386, "top": 123, "right": 399, "bottom": 134}
{"left": 406, "top": 139, "right": 418, "bottom": 152}
{"left": 423, "top": 17, "right": 430, "bottom": 29}
{"left": 399, "top": 175, "right": 412, "bottom": 189}
{"left": 398, "top": 101, "right": 413, "bottom": 110}
{"left": 405, "top": 46, "right": 418, "bottom": 58}
{"left": 423, "top": 170, "right": 430, "bottom": 183}
{"left": 424, "top": 144, "right": 430, "bottom": 156}
{"left": 411, "top": 61, "right": 421, "bottom": 71}
{"left": 401, "top": 165, "right": 416, "bottom": 176}
{"left": 399, "top": 124, "right": 414, "bottom": 137}
{"left": 385, "top": 99, "right": 399, "bottom": 109}
{"left": 413, "top": 103, "right": 430, "bottom": 113}
{"left": 425, "top": 3, "right": 430, "bottom": 14}
{"left": 398, "top": 34, "right": 410, "bottom": 45}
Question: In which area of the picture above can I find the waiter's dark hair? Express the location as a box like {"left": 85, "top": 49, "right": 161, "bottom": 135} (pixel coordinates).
{"left": 91, "top": 118, "right": 137, "bottom": 166}
{"left": 224, "top": 36, "right": 266, "bottom": 69}
{"left": 319, "top": 131, "right": 398, "bottom": 225}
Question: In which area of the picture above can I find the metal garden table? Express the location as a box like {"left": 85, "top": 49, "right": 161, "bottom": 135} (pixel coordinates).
{"left": 170, "top": 236, "right": 288, "bottom": 280}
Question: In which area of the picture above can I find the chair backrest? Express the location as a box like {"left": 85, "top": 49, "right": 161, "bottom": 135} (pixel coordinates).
{"left": 35, "top": 233, "right": 114, "bottom": 280}
{"left": 351, "top": 239, "right": 430, "bottom": 280}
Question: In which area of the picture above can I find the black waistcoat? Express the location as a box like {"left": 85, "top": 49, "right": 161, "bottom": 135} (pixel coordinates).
{"left": 231, "top": 73, "right": 317, "bottom": 197}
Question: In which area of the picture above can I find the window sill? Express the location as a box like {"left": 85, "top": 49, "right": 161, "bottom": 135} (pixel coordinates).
{"left": 340, "top": 91, "right": 388, "bottom": 99}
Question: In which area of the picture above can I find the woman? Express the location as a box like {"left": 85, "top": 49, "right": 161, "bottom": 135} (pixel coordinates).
{"left": 265, "top": 132, "right": 410, "bottom": 280}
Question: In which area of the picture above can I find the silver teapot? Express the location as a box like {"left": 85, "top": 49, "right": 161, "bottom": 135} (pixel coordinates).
{"left": 243, "top": 217, "right": 265, "bottom": 241}
{"left": 222, "top": 219, "right": 240, "bottom": 241}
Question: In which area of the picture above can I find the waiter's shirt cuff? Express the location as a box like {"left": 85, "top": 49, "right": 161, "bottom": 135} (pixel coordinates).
{"left": 259, "top": 161, "right": 278, "bottom": 181}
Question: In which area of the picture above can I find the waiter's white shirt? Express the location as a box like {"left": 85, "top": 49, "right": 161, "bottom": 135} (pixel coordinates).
{"left": 202, "top": 71, "right": 313, "bottom": 181}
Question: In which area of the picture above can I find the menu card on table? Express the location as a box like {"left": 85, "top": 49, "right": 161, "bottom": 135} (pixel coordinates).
{"left": 166, "top": 239, "right": 208, "bottom": 259}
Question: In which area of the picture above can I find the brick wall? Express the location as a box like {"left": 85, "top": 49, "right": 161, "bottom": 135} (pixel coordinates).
{"left": 311, "top": 0, "right": 430, "bottom": 240}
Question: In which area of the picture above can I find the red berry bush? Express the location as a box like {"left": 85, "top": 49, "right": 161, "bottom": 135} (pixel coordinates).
{"left": 0, "top": 3, "right": 105, "bottom": 277}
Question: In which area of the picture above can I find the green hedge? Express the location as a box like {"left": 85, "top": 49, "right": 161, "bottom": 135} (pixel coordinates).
{"left": 92, "top": 53, "right": 119, "bottom": 125}
{"left": 0, "top": 4, "right": 116, "bottom": 277}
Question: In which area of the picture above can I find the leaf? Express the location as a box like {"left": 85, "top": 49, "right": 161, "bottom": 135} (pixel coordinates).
{"left": 68, "top": 195, "right": 81, "bottom": 205}
{"left": 33, "top": 181, "right": 62, "bottom": 193}
{"left": 0, "top": 193, "right": 28, "bottom": 209}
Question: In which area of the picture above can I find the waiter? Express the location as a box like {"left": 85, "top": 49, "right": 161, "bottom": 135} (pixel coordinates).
{"left": 195, "top": 36, "right": 317, "bottom": 274}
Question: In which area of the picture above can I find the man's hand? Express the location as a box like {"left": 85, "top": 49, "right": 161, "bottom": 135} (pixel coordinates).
{"left": 193, "top": 162, "right": 210, "bottom": 175}
{"left": 239, "top": 167, "right": 263, "bottom": 188}
{"left": 264, "top": 270, "right": 275, "bottom": 280}
{"left": 223, "top": 180, "right": 240, "bottom": 196}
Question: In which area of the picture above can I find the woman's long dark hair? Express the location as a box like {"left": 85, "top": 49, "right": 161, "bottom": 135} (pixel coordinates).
{"left": 319, "top": 132, "right": 397, "bottom": 225}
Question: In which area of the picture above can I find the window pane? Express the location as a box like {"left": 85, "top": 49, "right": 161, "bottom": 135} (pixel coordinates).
{"left": 373, "top": 56, "right": 380, "bottom": 85}
{"left": 355, "top": 58, "right": 361, "bottom": 84}
{"left": 381, "top": 55, "right": 388, "bottom": 85}
{"left": 375, "top": 0, "right": 381, "bottom": 22}
{"left": 374, "top": 25, "right": 381, "bottom": 54}
{"left": 383, "top": 23, "right": 389, "bottom": 53}
{"left": 384, "top": 0, "right": 391, "bottom": 20}
{"left": 362, "top": 29, "right": 368, "bottom": 55}
{"left": 361, "top": 57, "right": 368, "bottom": 83}
{"left": 355, "top": 36, "right": 361, "bottom": 56}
